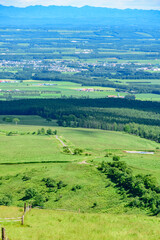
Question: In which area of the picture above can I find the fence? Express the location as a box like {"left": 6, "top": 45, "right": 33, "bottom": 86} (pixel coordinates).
{"left": 0, "top": 203, "right": 32, "bottom": 240}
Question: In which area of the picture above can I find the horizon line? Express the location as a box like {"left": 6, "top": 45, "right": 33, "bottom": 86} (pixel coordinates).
{"left": 0, "top": 4, "right": 159, "bottom": 11}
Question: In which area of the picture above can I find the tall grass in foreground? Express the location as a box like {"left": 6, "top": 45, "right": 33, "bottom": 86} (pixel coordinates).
{"left": 0, "top": 207, "right": 159, "bottom": 240}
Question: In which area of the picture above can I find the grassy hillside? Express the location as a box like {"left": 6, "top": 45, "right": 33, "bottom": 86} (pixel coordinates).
{"left": 0, "top": 116, "right": 159, "bottom": 238}
{"left": 0, "top": 117, "right": 159, "bottom": 213}
{"left": 0, "top": 207, "right": 160, "bottom": 240}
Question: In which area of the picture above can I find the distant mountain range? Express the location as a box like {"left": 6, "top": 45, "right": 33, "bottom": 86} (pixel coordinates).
{"left": 0, "top": 5, "right": 160, "bottom": 27}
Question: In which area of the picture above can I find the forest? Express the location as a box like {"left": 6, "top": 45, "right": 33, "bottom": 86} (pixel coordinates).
{"left": 1, "top": 98, "right": 160, "bottom": 143}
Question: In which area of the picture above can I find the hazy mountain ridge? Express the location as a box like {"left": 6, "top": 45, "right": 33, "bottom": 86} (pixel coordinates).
{"left": 0, "top": 5, "right": 160, "bottom": 27}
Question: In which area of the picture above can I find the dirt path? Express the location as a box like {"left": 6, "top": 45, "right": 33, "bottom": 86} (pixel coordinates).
{"left": 78, "top": 160, "right": 89, "bottom": 165}
{"left": 55, "top": 135, "right": 73, "bottom": 154}
{"left": 56, "top": 135, "right": 67, "bottom": 147}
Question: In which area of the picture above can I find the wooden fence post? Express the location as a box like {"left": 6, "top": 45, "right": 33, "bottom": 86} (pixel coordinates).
{"left": 2, "top": 227, "right": 5, "bottom": 240}
{"left": 21, "top": 215, "right": 24, "bottom": 225}
{"left": 24, "top": 203, "right": 26, "bottom": 213}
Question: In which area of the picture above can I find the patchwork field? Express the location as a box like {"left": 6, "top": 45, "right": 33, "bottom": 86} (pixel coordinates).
{"left": 0, "top": 79, "right": 160, "bottom": 101}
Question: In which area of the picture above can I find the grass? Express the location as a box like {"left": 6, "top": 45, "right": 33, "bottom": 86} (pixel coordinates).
{"left": 0, "top": 134, "right": 76, "bottom": 163}
{"left": 0, "top": 118, "right": 159, "bottom": 211}
{"left": 0, "top": 115, "right": 58, "bottom": 127}
{"left": 0, "top": 118, "right": 159, "bottom": 238}
{"left": 0, "top": 207, "right": 160, "bottom": 240}
{"left": 56, "top": 127, "right": 160, "bottom": 152}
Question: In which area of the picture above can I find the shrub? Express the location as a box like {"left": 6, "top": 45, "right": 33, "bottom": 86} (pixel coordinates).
{"left": 74, "top": 148, "right": 83, "bottom": 155}
{"left": 0, "top": 194, "right": 13, "bottom": 206}
{"left": 71, "top": 184, "right": 82, "bottom": 191}
{"left": 32, "top": 194, "right": 45, "bottom": 207}
{"left": 63, "top": 146, "right": 70, "bottom": 154}
{"left": 42, "top": 178, "right": 56, "bottom": 188}
{"left": 25, "top": 188, "right": 37, "bottom": 199}
{"left": 91, "top": 202, "right": 97, "bottom": 208}
{"left": 6, "top": 132, "right": 13, "bottom": 136}
{"left": 22, "top": 175, "right": 31, "bottom": 181}
{"left": 113, "top": 155, "right": 120, "bottom": 161}
{"left": 57, "top": 180, "right": 67, "bottom": 189}
{"left": 3, "top": 117, "right": 12, "bottom": 122}
{"left": 46, "top": 128, "right": 53, "bottom": 135}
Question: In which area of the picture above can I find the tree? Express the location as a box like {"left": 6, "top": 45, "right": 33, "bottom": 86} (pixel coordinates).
{"left": 13, "top": 118, "right": 20, "bottom": 125}
{"left": 113, "top": 155, "right": 120, "bottom": 161}
{"left": 46, "top": 128, "right": 53, "bottom": 135}
{"left": 3, "top": 117, "right": 12, "bottom": 122}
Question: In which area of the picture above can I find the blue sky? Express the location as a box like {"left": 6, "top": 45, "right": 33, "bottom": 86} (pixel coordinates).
{"left": 0, "top": 0, "right": 160, "bottom": 10}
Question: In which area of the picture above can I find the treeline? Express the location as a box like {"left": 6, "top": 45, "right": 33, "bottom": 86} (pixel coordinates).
{"left": 98, "top": 160, "right": 160, "bottom": 215}
{"left": 1, "top": 98, "right": 160, "bottom": 142}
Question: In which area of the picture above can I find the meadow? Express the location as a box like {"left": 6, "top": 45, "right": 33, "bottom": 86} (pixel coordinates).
{"left": 0, "top": 116, "right": 159, "bottom": 211}
{"left": 0, "top": 116, "right": 159, "bottom": 238}
{"left": 0, "top": 207, "right": 160, "bottom": 240}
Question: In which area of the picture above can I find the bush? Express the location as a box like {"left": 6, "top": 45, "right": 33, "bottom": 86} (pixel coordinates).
{"left": 6, "top": 132, "right": 13, "bottom": 136}
{"left": 63, "top": 146, "right": 70, "bottom": 154}
{"left": 42, "top": 178, "right": 56, "bottom": 188}
{"left": 22, "top": 175, "right": 31, "bottom": 181}
{"left": 32, "top": 194, "right": 45, "bottom": 207}
{"left": 46, "top": 128, "right": 53, "bottom": 135}
{"left": 113, "top": 155, "right": 120, "bottom": 161}
{"left": 74, "top": 148, "right": 83, "bottom": 155}
{"left": 71, "top": 184, "right": 82, "bottom": 191}
{"left": 3, "top": 117, "right": 12, "bottom": 122}
{"left": 37, "top": 128, "right": 46, "bottom": 135}
{"left": 98, "top": 160, "right": 160, "bottom": 214}
{"left": 91, "top": 202, "right": 97, "bottom": 208}
{"left": 25, "top": 188, "right": 37, "bottom": 199}
{"left": 0, "top": 194, "right": 12, "bottom": 206}
{"left": 57, "top": 180, "right": 67, "bottom": 189}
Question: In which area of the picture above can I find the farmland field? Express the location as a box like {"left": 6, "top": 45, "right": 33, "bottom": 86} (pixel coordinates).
{"left": 0, "top": 26, "right": 160, "bottom": 101}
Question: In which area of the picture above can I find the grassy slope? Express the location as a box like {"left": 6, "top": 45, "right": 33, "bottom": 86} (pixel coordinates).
{"left": 0, "top": 117, "right": 160, "bottom": 238}
{"left": 0, "top": 119, "right": 159, "bottom": 210}
{"left": 0, "top": 207, "right": 160, "bottom": 240}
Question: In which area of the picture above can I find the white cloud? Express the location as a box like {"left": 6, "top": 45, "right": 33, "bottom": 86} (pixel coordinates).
{"left": 0, "top": 0, "right": 160, "bottom": 9}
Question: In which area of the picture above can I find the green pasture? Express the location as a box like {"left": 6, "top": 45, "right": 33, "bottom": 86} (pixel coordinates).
{"left": 0, "top": 117, "right": 159, "bottom": 234}
{"left": 56, "top": 127, "right": 160, "bottom": 152}
{"left": 0, "top": 207, "right": 160, "bottom": 240}
{"left": 119, "top": 79, "right": 160, "bottom": 85}
{"left": 0, "top": 115, "right": 58, "bottom": 126}
{"left": 0, "top": 134, "right": 77, "bottom": 164}
{"left": 0, "top": 80, "right": 116, "bottom": 99}
{"left": 136, "top": 93, "right": 160, "bottom": 101}
{"left": 0, "top": 120, "right": 160, "bottom": 184}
